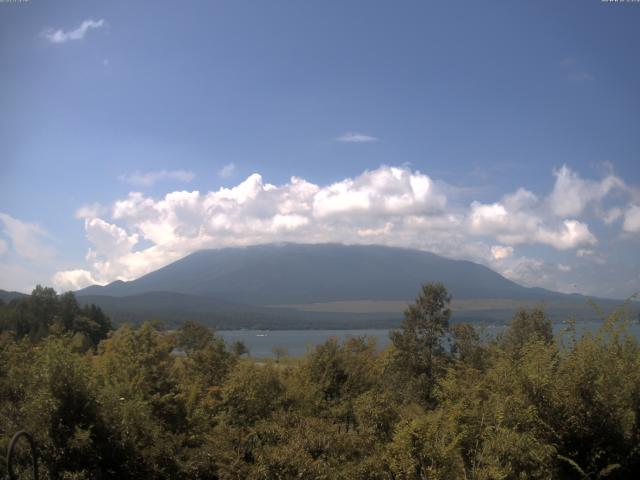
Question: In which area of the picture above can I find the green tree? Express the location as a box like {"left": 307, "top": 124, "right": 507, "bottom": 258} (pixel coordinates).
{"left": 500, "top": 307, "right": 552, "bottom": 352}
{"left": 451, "top": 323, "right": 488, "bottom": 370}
{"left": 221, "top": 361, "right": 284, "bottom": 427}
{"left": 177, "top": 320, "right": 214, "bottom": 353}
{"left": 389, "top": 282, "right": 451, "bottom": 405}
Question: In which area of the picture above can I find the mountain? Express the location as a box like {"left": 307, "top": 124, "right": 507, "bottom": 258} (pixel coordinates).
{"left": 75, "top": 243, "right": 629, "bottom": 328}
{"left": 78, "top": 243, "right": 570, "bottom": 303}
{"left": 76, "top": 291, "right": 394, "bottom": 330}
{"left": 0, "top": 289, "right": 29, "bottom": 303}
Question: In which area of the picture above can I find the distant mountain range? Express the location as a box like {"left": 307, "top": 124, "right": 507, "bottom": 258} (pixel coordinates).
{"left": 0, "top": 289, "right": 29, "bottom": 303}
{"left": 67, "top": 243, "right": 632, "bottom": 329}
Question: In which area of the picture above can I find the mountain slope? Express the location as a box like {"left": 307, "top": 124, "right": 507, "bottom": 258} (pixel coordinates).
{"left": 71, "top": 243, "right": 632, "bottom": 328}
{"left": 77, "top": 243, "right": 571, "bottom": 305}
{"left": 76, "top": 291, "right": 396, "bottom": 329}
{"left": 0, "top": 289, "right": 29, "bottom": 303}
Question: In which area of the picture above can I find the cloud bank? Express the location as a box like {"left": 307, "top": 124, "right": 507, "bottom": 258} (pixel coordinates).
{"left": 53, "top": 164, "right": 639, "bottom": 293}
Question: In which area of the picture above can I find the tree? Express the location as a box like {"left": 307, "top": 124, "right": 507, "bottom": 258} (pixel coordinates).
{"left": 272, "top": 345, "right": 288, "bottom": 363}
{"left": 177, "top": 320, "right": 214, "bottom": 353}
{"left": 451, "top": 323, "right": 487, "bottom": 370}
{"left": 231, "top": 340, "right": 249, "bottom": 357}
{"left": 221, "top": 361, "right": 284, "bottom": 426}
{"left": 389, "top": 282, "right": 451, "bottom": 405}
{"left": 501, "top": 307, "right": 552, "bottom": 352}
{"left": 387, "top": 409, "right": 466, "bottom": 479}
{"left": 0, "top": 287, "right": 111, "bottom": 347}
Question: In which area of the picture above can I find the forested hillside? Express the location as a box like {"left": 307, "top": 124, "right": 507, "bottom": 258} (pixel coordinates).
{"left": 1, "top": 284, "right": 639, "bottom": 479}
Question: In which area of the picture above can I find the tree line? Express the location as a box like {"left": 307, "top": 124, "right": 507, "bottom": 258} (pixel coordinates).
{"left": 1, "top": 283, "right": 639, "bottom": 479}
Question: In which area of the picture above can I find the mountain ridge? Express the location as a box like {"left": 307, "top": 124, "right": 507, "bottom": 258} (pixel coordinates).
{"left": 77, "top": 243, "right": 574, "bottom": 304}
{"left": 68, "top": 243, "right": 634, "bottom": 328}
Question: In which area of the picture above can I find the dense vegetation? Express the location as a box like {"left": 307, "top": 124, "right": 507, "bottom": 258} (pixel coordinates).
{"left": 1, "top": 283, "right": 639, "bottom": 479}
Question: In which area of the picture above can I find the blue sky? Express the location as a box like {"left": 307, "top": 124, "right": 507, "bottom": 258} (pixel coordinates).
{"left": 1, "top": 0, "right": 639, "bottom": 298}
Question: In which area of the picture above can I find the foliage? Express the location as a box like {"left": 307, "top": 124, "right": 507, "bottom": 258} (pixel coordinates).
{"left": 1, "top": 283, "right": 639, "bottom": 479}
{"left": 0, "top": 286, "right": 111, "bottom": 348}
{"left": 388, "top": 282, "right": 451, "bottom": 405}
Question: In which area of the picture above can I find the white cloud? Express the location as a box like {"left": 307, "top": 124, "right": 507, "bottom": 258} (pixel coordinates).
{"left": 576, "top": 248, "right": 606, "bottom": 266}
{"left": 548, "top": 165, "right": 624, "bottom": 217}
{"left": 75, "top": 203, "right": 108, "bottom": 219}
{"left": 118, "top": 169, "right": 195, "bottom": 188}
{"left": 491, "top": 245, "right": 513, "bottom": 260}
{"left": 537, "top": 220, "right": 597, "bottom": 250}
{"left": 496, "top": 256, "right": 544, "bottom": 285}
{"left": 85, "top": 218, "right": 139, "bottom": 258}
{"left": 52, "top": 269, "right": 99, "bottom": 292}
{"left": 469, "top": 194, "right": 597, "bottom": 250}
{"left": 43, "top": 19, "right": 105, "bottom": 44}
{"left": 218, "top": 163, "right": 236, "bottom": 179}
{"left": 335, "top": 132, "right": 378, "bottom": 143}
{"left": 53, "top": 164, "right": 634, "bottom": 292}
{"left": 55, "top": 166, "right": 458, "bottom": 285}
{"left": 0, "top": 213, "right": 55, "bottom": 261}
{"left": 0, "top": 238, "right": 7, "bottom": 256}
{"left": 314, "top": 166, "right": 446, "bottom": 218}
{"left": 358, "top": 222, "right": 393, "bottom": 238}
{"left": 603, "top": 207, "right": 623, "bottom": 225}
{"left": 623, "top": 204, "right": 640, "bottom": 233}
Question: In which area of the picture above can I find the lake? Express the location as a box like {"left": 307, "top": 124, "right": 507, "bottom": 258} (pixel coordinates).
{"left": 219, "top": 321, "right": 640, "bottom": 358}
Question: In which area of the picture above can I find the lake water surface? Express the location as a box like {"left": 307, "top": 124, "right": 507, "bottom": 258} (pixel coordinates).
{"left": 219, "top": 321, "right": 640, "bottom": 358}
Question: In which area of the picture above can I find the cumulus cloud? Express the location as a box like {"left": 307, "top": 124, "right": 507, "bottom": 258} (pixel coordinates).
{"left": 548, "top": 165, "right": 624, "bottom": 217}
{"left": 469, "top": 188, "right": 597, "bottom": 250}
{"left": 55, "top": 166, "right": 460, "bottom": 286}
{"left": 603, "top": 207, "right": 623, "bottom": 225}
{"left": 491, "top": 245, "right": 513, "bottom": 260}
{"left": 85, "top": 218, "right": 139, "bottom": 258}
{"left": 314, "top": 167, "right": 446, "bottom": 218}
{"left": 54, "top": 164, "right": 636, "bottom": 291}
{"left": 218, "top": 163, "right": 236, "bottom": 179}
{"left": 335, "top": 132, "right": 378, "bottom": 143}
{"left": 538, "top": 220, "right": 597, "bottom": 250}
{"left": 0, "top": 213, "right": 55, "bottom": 261}
{"left": 496, "top": 256, "right": 544, "bottom": 284}
{"left": 52, "top": 269, "right": 99, "bottom": 292}
{"left": 42, "top": 19, "right": 105, "bottom": 44}
{"left": 118, "top": 169, "right": 195, "bottom": 188}
{"left": 623, "top": 204, "right": 640, "bottom": 233}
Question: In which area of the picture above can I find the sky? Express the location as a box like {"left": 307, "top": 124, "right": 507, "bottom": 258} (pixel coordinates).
{"left": 1, "top": 0, "right": 639, "bottom": 298}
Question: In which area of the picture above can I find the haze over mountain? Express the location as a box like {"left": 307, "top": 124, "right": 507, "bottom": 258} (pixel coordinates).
{"left": 0, "top": 290, "right": 29, "bottom": 304}
{"left": 78, "top": 243, "right": 569, "bottom": 303}
{"left": 71, "top": 243, "right": 629, "bottom": 329}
